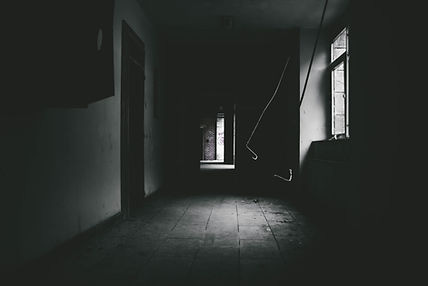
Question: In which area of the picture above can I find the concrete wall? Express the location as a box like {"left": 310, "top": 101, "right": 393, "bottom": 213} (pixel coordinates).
{"left": 299, "top": 29, "right": 330, "bottom": 174}
{"left": 348, "top": 0, "right": 401, "bottom": 229}
{"left": 298, "top": 1, "right": 402, "bottom": 235}
{"left": 298, "top": 27, "right": 352, "bottom": 210}
{"left": 0, "top": 0, "right": 164, "bottom": 271}
{"left": 298, "top": 19, "right": 354, "bottom": 220}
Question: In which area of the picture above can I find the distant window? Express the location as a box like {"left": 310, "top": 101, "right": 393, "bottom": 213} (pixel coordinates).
{"left": 199, "top": 106, "right": 236, "bottom": 169}
{"left": 331, "top": 29, "right": 347, "bottom": 62}
{"left": 200, "top": 112, "right": 225, "bottom": 162}
{"left": 216, "top": 112, "right": 224, "bottom": 161}
{"left": 330, "top": 28, "right": 349, "bottom": 138}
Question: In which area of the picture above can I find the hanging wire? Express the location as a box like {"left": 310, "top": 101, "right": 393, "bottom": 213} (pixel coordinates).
{"left": 299, "top": 0, "right": 329, "bottom": 107}
{"left": 245, "top": 58, "right": 293, "bottom": 182}
{"left": 245, "top": 57, "right": 291, "bottom": 160}
{"left": 245, "top": 0, "right": 329, "bottom": 183}
{"left": 274, "top": 169, "right": 293, "bottom": 182}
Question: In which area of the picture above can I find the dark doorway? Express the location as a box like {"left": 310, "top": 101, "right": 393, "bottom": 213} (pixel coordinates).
{"left": 121, "top": 21, "right": 145, "bottom": 218}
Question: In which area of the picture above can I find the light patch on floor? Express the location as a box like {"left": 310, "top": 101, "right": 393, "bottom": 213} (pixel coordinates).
{"left": 14, "top": 193, "right": 331, "bottom": 286}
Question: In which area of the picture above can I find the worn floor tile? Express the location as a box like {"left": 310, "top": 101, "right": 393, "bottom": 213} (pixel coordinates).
{"left": 240, "top": 239, "right": 281, "bottom": 259}
{"left": 240, "top": 258, "right": 287, "bottom": 286}
{"left": 239, "top": 225, "right": 275, "bottom": 240}
{"left": 137, "top": 257, "right": 194, "bottom": 286}
{"left": 188, "top": 259, "right": 238, "bottom": 286}
{"left": 169, "top": 223, "right": 207, "bottom": 239}
{"left": 155, "top": 238, "right": 202, "bottom": 258}
{"left": 14, "top": 192, "right": 334, "bottom": 286}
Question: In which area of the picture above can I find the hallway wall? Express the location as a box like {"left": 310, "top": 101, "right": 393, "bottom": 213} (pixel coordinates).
{"left": 299, "top": 29, "right": 330, "bottom": 173}
{"left": 298, "top": 1, "right": 400, "bottom": 234}
{"left": 0, "top": 0, "right": 165, "bottom": 271}
{"left": 115, "top": 0, "right": 165, "bottom": 198}
{"left": 348, "top": 0, "right": 400, "bottom": 229}
{"left": 298, "top": 25, "right": 353, "bottom": 215}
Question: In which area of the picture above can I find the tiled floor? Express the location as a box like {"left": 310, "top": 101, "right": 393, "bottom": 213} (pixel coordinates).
{"left": 13, "top": 192, "right": 345, "bottom": 286}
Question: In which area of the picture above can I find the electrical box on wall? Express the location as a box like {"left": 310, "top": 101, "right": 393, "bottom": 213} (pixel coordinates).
{"left": 4, "top": 0, "right": 115, "bottom": 109}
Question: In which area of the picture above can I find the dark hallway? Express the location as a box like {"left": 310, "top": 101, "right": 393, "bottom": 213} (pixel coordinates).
{"left": 2, "top": 0, "right": 418, "bottom": 285}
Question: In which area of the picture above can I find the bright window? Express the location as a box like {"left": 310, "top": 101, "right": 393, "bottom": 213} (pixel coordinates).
{"left": 331, "top": 28, "right": 347, "bottom": 62}
{"left": 216, "top": 113, "right": 225, "bottom": 161}
{"left": 330, "top": 28, "right": 349, "bottom": 138}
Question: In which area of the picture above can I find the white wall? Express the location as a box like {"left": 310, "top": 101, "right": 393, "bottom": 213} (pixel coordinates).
{"left": 0, "top": 0, "right": 164, "bottom": 270}
{"left": 299, "top": 28, "right": 330, "bottom": 173}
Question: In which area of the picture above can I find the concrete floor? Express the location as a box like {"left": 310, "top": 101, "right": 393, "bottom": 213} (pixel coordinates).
{"left": 12, "top": 191, "right": 354, "bottom": 286}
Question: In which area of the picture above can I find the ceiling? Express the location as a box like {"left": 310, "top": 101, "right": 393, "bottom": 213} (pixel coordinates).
{"left": 138, "top": 0, "right": 350, "bottom": 32}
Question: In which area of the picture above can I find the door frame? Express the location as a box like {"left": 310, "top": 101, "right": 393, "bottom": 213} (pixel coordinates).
{"left": 121, "top": 20, "right": 145, "bottom": 218}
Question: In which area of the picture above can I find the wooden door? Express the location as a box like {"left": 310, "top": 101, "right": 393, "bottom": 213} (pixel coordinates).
{"left": 121, "top": 21, "right": 145, "bottom": 218}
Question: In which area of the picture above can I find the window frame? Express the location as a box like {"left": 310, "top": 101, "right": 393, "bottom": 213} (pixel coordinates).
{"left": 329, "top": 27, "right": 350, "bottom": 138}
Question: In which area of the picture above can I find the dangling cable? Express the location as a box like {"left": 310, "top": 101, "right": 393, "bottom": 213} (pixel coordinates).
{"left": 274, "top": 0, "right": 328, "bottom": 182}
{"left": 274, "top": 169, "right": 293, "bottom": 182}
{"left": 299, "top": 0, "right": 329, "bottom": 107}
{"left": 245, "top": 0, "right": 329, "bottom": 183}
{"left": 245, "top": 57, "right": 291, "bottom": 160}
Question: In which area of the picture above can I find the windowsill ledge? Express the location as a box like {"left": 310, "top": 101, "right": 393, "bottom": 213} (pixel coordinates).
{"left": 312, "top": 137, "right": 351, "bottom": 144}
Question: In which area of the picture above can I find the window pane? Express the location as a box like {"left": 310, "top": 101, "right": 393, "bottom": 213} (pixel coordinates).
{"left": 332, "top": 62, "right": 346, "bottom": 135}
{"left": 334, "top": 114, "right": 346, "bottom": 134}
{"left": 334, "top": 65, "right": 345, "bottom": 92}
{"left": 331, "top": 29, "right": 347, "bottom": 62}
{"left": 216, "top": 113, "right": 224, "bottom": 161}
{"left": 334, "top": 92, "right": 345, "bottom": 114}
